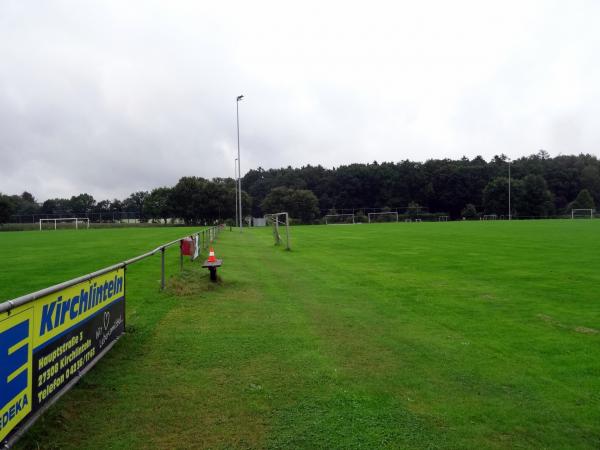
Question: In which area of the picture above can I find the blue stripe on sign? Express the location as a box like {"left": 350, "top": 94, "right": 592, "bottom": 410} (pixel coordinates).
{"left": 34, "top": 296, "right": 124, "bottom": 352}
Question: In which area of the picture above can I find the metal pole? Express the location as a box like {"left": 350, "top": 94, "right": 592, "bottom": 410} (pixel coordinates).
{"left": 161, "top": 247, "right": 166, "bottom": 290}
{"left": 235, "top": 158, "right": 238, "bottom": 228}
{"left": 285, "top": 213, "right": 290, "bottom": 251}
{"left": 179, "top": 240, "right": 183, "bottom": 272}
{"left": 508, "top": 160, "right": 511, "bottom": 220}
{"left": 237, "top": 95, "right": 244, "bottom": 232}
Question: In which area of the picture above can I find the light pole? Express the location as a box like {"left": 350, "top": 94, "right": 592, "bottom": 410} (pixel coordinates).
{"left": 236, "top": 95, "right": 244, "bottom": 231}
{"left": 234, "top": 157, "right": 238, "bottom": 228}
{"left": 508, "top": 159, "right": 512, "bottom": 220}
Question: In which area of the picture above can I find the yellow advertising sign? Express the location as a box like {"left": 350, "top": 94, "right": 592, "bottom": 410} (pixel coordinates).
{"left": 0, "top": 268, "right": 125, "bottom": 444}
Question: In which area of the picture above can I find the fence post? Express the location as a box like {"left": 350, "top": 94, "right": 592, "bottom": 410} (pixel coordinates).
{"left": 285, "top": 213, "right": 291, "bottom": 251}
{"left": 179, "top": 240, "right": 183, "bottom": 272}
{"left": 161, "top": 247, "right": 166, "bottom": 290}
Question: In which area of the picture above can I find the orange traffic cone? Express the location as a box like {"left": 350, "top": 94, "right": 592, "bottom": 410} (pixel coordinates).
{"left": 207, "top": 247, "right": 217, "bottom": 263}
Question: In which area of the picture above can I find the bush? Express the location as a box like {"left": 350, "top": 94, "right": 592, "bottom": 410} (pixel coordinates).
{"left": 461, "top": 204, "right": 478, "bottom": 219}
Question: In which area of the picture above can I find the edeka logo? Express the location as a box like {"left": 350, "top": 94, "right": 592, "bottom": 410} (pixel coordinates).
{"left": 0, "top": 309, "right": 33, "bottom": 443}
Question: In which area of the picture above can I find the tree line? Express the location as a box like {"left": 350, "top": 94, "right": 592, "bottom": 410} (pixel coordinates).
{"left": 1, "top": 151, "right": 598, "bottom": 224}
{"left": 245, "top": 151, "right": 598, "bottom": 220}
{"left": 0, "top": 177, "right": 249, "bottom": 225}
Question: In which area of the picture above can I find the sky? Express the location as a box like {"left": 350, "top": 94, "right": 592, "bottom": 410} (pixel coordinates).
{"left": 1, "top": 0, "right": 600, "bottom": 201}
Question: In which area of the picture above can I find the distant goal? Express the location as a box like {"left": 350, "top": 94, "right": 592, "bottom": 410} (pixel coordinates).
{"left": 324, "top": 214, "right": 355, "bottom": 225}
{"left": 265, "top": 212, "right": 290, "bottom": 250}
{"left": 571, "top": 209, "right": 594, "bottom": 219}
{"left": 39, "top": 218, "right": 89, "bottom": 230}
{"left": 368, "top": 211, "right": 398, "bottom": 223}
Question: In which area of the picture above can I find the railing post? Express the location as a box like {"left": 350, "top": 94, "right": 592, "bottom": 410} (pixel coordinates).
{"left": 161, "top": 247, "right": 166, "bottom": 290}
{"left": 179, "top": 240, "right": 183, "bottom": 272}
{"left": 285, "top": 213, "right": 291, "bottom": 251}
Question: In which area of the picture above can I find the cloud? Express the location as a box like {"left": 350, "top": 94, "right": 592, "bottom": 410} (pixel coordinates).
{"left": 1, "top": 0, "right": 599, "bottom": 200}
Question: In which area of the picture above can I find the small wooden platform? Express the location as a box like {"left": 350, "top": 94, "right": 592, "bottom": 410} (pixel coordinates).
{"left": 202, "top": 259, "right": 223, "bottom": 281}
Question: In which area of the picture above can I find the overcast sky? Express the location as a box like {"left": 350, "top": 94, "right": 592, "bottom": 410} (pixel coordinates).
{"left": 1, "top": 0, "right": 599, "bottom": 201}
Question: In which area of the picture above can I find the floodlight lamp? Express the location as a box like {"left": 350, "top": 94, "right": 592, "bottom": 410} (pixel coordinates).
{"left": 237, "top": 95, "right": 244, "bottom": 101}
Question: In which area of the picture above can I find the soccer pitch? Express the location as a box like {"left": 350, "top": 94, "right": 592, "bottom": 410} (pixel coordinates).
{"left": 3, "top": 221, "right": 600, "bottom": 449}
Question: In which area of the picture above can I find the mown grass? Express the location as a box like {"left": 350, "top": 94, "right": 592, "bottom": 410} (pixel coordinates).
{"left": 4, "top": 221, "right": 600, "bottom": 449}
{"left": 0, "top": 227, "right": 209, "bottom": 301}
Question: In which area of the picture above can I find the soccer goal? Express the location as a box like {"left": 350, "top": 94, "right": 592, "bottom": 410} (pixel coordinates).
{"left": 483, "top": 215, "right": 498, "bottom": 220}
{"left": 571, "top": 209, "right": 594, "bottom": 219}
{"left": 39, "top": 217, "right": 90, "bottom": 230}
{"left": 265, "top": 212, "right": 290, "bottom": 250}
{"left": 324, "top": 214, "right": 355, "bottom": 225}
{"left": 438, "top": 216, "right": 449, "bottom": 222}
{"left": 368, "top": 211, "right": 399, "bottom": 223}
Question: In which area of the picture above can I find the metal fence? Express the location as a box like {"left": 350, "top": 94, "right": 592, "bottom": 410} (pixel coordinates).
{"left": 0, "top": 224, "right": 223, "bottom": 448}
{"left": 0, "top": 224, "right": 222, "bottom": 312}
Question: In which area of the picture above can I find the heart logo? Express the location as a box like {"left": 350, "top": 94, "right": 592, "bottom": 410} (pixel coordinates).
{"left": 103, "top": 311, "right": 110, "bottom": 330}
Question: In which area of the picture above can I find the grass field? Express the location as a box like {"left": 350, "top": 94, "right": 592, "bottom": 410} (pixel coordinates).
{"left": 2, "top": 221, "right": 600, "bottom": 449}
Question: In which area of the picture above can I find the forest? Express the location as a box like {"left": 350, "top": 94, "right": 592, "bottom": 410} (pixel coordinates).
{"left": 1, "top": 151, "right": 598, "bottom": 224}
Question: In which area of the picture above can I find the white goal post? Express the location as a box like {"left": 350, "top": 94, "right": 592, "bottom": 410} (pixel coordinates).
{"left": 571, "top": 209, "right": 594, "bottom": 219}
{"left": 324, "top": 214, "right": 355, "bottom": 225}
{"left": 368, "top": 211, "right": 399, "bottom": 223}
{"left": 264, "top": 212, "right": 290, "bottom": 250}
{"left": 39, "top": 217, "right": 90, "bottom": 230}
{"left": 483, "top": 214, "right": 498, "bottom": 220}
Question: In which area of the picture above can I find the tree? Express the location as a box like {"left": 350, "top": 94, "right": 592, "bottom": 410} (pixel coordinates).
{"left": 94, "top": 200, "right": 112, "bottom": 213}
{"left": 70, "top": 193, "right": 96, "bottom": 214}
{"left": 169, "top": 177, "right": 207, "bottom": 224}
{"left": 0, "top": 194, "right": 15, "bottom": 224}
{"left": 21, "top": 192, "right": 35, "bottom": 203}
{"left": 570, "top": 189, "right": 595, "bottom": 210}
{"left": 110, "top": 199, "right": 123, "bottom": 212}
{"left": 461, "top": 203, "right": 478, "bottom": 219}
{"left": 519, "top": 175, "right": 553, "bottom": 217}
{"left": 261, "top": 187, "right": 319, "bottom": 223}
{"left": 581, "top": 166, "right": 600, "bottom": 204}
{"left": 123, "top": 191, "right": 149, "bottom": 221}
{"left": 483, "top": 177, "right": 509, "bottom": 215}
{"left": 145, "top": 187, "right": 172, "bottom": 223}
{"left": 9, "top": 192, "right": 40, "bottom": 215}
{"left": 261, "top": 187, "right": 291, "bottom": 215}
{"left": 42, "top": 198, "right": 71, "bottom": 215}
{"left": 289, "top": 189, "right": 320, "bottom": 222}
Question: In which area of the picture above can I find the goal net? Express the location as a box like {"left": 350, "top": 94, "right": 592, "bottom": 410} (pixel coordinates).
{"left": 265, "top": 212, "right": 291, "bottom": 250}
{"left": 571, "top": 209, "right": 593, "bottom": 219}
{"left": 39, "top": 218, "right": 90, "bottom": 230}
{"left": 483, "top": 215, "right": 498, "bottom": 220}
{"left": 324, "top": 214, "right": 355, "bottom": 225}
{"left": 368, "top": 211, "right": 398, "bottom": 223}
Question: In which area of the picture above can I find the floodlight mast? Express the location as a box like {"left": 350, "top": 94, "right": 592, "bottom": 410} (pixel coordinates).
{"left": 234, "top": 157, "right": 238, "bottom": 228}
{"left": 236, "top": 94, "right": 244, "bottom": 232}
{"left": 508, "top": 159, "right": 512, "bottom": 220}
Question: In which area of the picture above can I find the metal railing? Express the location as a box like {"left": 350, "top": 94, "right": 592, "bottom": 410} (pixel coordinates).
{"left": 0, "top": 225, "right": 223, "bottom": 313}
